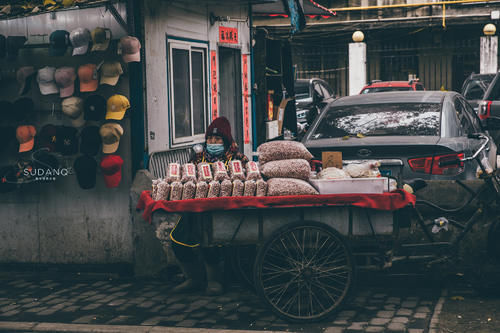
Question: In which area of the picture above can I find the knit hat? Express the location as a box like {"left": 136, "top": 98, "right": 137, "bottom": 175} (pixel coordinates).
{"left": 205, "top": 116, "right": 233, "bottom": 148}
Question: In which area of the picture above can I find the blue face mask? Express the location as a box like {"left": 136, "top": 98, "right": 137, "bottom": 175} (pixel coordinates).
{"left": 206, "top": 143, "right": 225, "bottom": 157}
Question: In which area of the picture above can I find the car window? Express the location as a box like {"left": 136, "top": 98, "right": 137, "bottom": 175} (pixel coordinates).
{"left": 441, "top": 99, "right": 462, "bottom": 137}
{"left": 454, "top": 98, "right": 475, "bottom": 134}
{"left": 464, "top": 81, "right": 485, "bottom": 100}
{"left": 294, "top": 82, "right": 310, "bottom": 99}
{"left": 461, "top": 98, "right": 483, "bottom": 132}
{"left": 486, "top": 75, "right": 500, "bottom": 100}
{"left": 309, "top": 103, "right": 441, "bottom": 139}
{"left": 415, "top": 84, "right": 424, "bottom": 91}
{"left": 313, "top": 82, "right": 324, "bottom": 98}
{"left": 320, "top": 82, "right": 333, "bottom": 98}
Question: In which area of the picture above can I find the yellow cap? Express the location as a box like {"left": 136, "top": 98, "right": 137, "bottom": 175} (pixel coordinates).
{"left": 105, "top": 94, "right": 130, "bottom": 120}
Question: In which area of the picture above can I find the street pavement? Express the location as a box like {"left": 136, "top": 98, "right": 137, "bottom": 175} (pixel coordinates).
{"left": 0, "top": 270, "right": 441, "bottom": 333}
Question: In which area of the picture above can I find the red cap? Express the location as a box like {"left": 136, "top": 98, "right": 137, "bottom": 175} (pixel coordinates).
{"left": 100, "top": 155, "right": 123, "bottom": 188}
{"left": 205, "top": 116, "right": 233, "bottom": 148}
{"left": 16, "top": 125, "right": 36, "bottom": 152}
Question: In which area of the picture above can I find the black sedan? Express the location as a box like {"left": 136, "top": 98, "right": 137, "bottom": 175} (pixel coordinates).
{"left": 302, "top": 91, "right": 497, "bottom": 183}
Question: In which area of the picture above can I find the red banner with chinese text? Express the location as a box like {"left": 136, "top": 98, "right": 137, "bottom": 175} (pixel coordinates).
{"left": 242, "top": 54, "right": 250, "bottom": 144}
{"left": 219, "top": 27, "right": 238, "bottom": 44}
{"left": 210, "top": 50, "right": 218, "bottom": 120}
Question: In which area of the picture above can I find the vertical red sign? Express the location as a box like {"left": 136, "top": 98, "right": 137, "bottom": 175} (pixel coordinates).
{"left": 242, "top": 54, "right": 250, "bottom": 144}
{"left": 210, "top": 50, "right": 218, "bottom": 120}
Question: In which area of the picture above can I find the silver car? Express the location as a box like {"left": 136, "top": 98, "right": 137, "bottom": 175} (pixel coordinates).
{"left": 302, "top": 91, "right": 497, "bottom": 184}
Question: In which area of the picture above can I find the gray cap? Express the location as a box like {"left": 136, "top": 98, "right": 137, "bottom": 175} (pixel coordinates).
{"left": 69, "top": 28, "right": 91, "bottom": 56}
{"left": 37, "top": 66, "right": 58, "bottom": 95}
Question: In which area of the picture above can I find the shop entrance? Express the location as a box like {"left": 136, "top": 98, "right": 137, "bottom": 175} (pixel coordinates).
{"left": 218, "top": 47, "right": 243, "bottom": 149}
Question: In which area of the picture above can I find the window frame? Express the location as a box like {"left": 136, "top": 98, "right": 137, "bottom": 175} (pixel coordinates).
{"left": 167, "top": 39, "right": 209, "bottom": 147}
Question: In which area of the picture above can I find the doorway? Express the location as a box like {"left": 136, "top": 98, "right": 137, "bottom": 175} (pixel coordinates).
{"left": 218, "top": 47, "right": 243, "bottom": 149}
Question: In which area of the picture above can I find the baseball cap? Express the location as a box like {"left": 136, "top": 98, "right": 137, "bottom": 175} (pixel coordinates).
{"left": 6, "top": 36, "right": 26, "bottom": 60}
{"left": 99, "top": 122, "right": 123, "bottom": 154}
{"left": 16, "top": 125, "right": 36, "bottom": 153}
{"left": 49, "top": 30, "right": 70, "bottom": 56}
{"left": 100, "top": 155, "right": 123, "bottom": 188}
{"left": 69, "top": 27, "right": 91, "bottom": 56}
{"left": 0, "top": 35, "right": 6, "bottom": 58}
{"left": 74, "top": 155, "right": 97, "bottom": 189}
{"left": 62, "top": 97, "right": 85, "bottom": 127}
{"left": 119, "top": 36, "right": 141, "bottom": 63}
{"left": 105, "top": 94, "right": 130, "bottom": 120}
{"left": 16, "top": 66, "right": 35, "bottom": 95}
{"left": 83, "top": 95, "right": 106, "bottom": 121}
{"left": 80, "top": 126, "right": 101, "bottom": 156}
{"left": 12, "top": 98, "right": 34, "bottom": 122}
{"left": 55, "top": 126, "right": 78, "bottom": 155}
{"left": 38, "top": 124, "right": 57, "bottom": 152}
{"left": 90, "top": 27, "right": 111, "bottom": 52}
{"left": 77, "top": 64, "right": 98, "bottom": 92}
{"left": 37, "top": 66, "right": 58, "bottom": 95}
{"left": 55, "top": 67, "right": 76, "bottom": 98}
{"left": 0, "top": 166, "right": 17, "bottom": 193}
{"left": 100, "top": 61, "right": 123, "bottom": 86}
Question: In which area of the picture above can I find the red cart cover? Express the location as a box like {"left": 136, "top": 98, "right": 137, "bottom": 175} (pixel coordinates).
{"left": 137, "top": 190, "right": 415, "bottom": 224}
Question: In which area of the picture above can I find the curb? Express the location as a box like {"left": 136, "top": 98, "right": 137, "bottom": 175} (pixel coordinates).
{"left": 0, "top": 321, "right": 290, "bottom": 333}
{"left": 428, "top": 288, "right": 447, "bottom": 333}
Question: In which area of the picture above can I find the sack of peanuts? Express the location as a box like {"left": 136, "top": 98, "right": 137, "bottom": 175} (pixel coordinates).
{"left": 195, "top": 181, "right": 209, "bottom": 199}
{"left": 166, "top": 163, "right": 181, "bottom": 183}
{"left": 246, "top": 161, "right": 261, "bottom": 181}
{"left": 256, "top": 179, "right": 267, "bottom": 197}
{"left": 207, "top": 181, "right": 221, "bottom": 198}
{"left": 261, "top": 159, "right": 311, "bottom": 181}
{"left": 156, "top": 180, "right": 171, "bottom": 200}
{"left": 244, "top": 180, "right": 256, "bottom": 196}
{"left": 170, "top": 181, "right": 183, "bottom": 200}
{"left": 231, "top": 179, "right": 244, "bottom": 196}
{"left": 220, "top": 179, "right": 233, "bottom": 197}
{"left": 267, "top": 178, "right": 318, "bottom": 196}
{"left": 212, "top": 161, "right": 230, "bottom": 181}
{"left": 257, "top": 141, "right": 313, "bottom": 165}
{"left": 229, "top": 160, "right": 245, "bottom": 181}
{"left": 182, "top": 181, "right": 196, "bottom": 200}
{"left": 198, "top": 162, "right": 213, "bottom": 182}
{"left": 181, "top": 163, "right": 197, "bottom": 183}
{"left": 152, "top": 179, "right": 161, "bottom": 200}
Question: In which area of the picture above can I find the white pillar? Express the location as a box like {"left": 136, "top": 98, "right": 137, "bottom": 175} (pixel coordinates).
{"left": 480, "top": 36, "right": 498, "bottom": 74}
{"left": 349, "top": 42, "right": 367, "bottom": 96}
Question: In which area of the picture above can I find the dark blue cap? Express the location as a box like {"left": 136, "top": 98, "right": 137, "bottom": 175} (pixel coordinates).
{"left": 49, "top": 30, "right": 70, "bottom": 56}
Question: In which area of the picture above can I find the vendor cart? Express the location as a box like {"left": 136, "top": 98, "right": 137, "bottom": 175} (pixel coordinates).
{"left": 137, "top": 190, "right": 415, "bottom": 322}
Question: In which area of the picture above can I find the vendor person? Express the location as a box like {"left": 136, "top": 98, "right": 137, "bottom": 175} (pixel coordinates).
{"left": 168, "top": 116, "right": 248, "bottom": 295}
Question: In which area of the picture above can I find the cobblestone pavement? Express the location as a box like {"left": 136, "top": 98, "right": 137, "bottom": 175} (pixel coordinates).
{"left": 0, "top": 272, "right": 440, "bottom": 332}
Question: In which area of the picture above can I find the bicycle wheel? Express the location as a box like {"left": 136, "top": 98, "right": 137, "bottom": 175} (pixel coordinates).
{"left": 254, "top": 221, "right": 355, "bottom": 322}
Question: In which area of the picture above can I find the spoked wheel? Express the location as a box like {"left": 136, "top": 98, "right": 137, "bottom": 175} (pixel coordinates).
{"left": 254, "top": 221, "right": 355, "bottom": 322}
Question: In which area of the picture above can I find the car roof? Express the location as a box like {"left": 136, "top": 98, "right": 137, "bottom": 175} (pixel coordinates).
{"left": 365, "top": 81, "right": 413, "bottom": 88}
{"left": 331, "top": 91, "right": 452, "bottom": 106}
{"left": 468, "top": 73, "right": 495, "bottom": 80}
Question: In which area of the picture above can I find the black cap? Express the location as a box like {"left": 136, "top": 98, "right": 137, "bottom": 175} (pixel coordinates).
{"left": 80, "top": 126, "right": 101, "bottom": 156}
{"left": 37, "top": 124, "right": 58, "bottom": 152}
{"left": 74, "top": 155, "right": 97, "bottom": 189}
{"left": 0, "top": 100, "right": 14, "bottom": 122}
{"left": 49, "top": 30, "right": 70, "bottom": 56}
{"left": 0, "top": 165, "right": 17, "bottom": 193}
{"left": 6, "top": 36, "right": 26, "bottom": 60}
{"left": 12, "top": 97, "right": 34, "bottom": 122}
{"left": 0, "top": 35, "right": 6, "bottom": 58}
{"left": 55, "top": 126, "right": 78, "bottom": 156}
{"left": 0, "top": 126, "right": 16, "bottom": 153}
{"left": 32, "top": 150, "right": 59, "bottom": 182}
{"left": 83, "top": 95, "right": 106, "bottom": 121}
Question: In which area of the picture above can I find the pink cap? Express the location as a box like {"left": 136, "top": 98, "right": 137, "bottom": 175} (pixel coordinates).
{"left": 55, "top": 67, "right": 76, "bottom": 98}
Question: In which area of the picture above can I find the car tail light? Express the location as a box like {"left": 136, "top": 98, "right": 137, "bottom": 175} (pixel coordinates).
{"left": 408, "top": 153, "right": 464, "bottom": 175}
{"left": 479, "top": 101, "right": 492, "bottom": 120}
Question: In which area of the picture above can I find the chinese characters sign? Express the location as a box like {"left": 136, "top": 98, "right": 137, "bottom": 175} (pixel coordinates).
{"left": 242, "top": 54, "right": 250, "bottom": 144}
{"left": 210, "top": 50, "right": 218, "bottom": 120}
{"left": 219, "top": 27, "right": 238, "bottom": 44}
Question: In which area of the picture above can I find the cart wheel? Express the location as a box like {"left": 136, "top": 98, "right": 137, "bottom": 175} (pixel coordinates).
{"left": 254, "top": 221, "right": 355, "bottom": 322}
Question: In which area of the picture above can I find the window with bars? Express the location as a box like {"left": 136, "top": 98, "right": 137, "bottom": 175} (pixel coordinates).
{"left": 168, "top": 40, "right": 208, "bottom": 146}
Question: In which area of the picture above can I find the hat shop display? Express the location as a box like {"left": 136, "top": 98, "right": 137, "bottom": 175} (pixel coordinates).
{"left": 2, "top": 28, "right": 136, "bottom": 190}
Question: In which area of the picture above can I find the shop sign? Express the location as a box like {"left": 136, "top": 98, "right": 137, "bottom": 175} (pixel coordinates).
{"left": 242, "top": 54, "right": 250, "bottom": 144}
{"left": 210, "top": 50, "right": 218, "bottom": 120}
{"left": 219, "top": 27, "right": 238, "bottom": 44}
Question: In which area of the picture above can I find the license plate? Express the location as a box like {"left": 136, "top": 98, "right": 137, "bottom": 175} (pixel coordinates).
{"left": 380, "top": 169, "right": 392, "bottom": 177}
